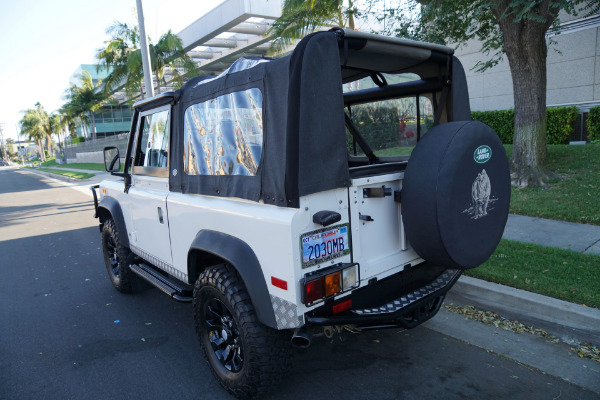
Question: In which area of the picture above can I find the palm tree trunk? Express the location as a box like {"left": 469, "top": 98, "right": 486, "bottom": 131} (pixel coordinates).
{"left": 89, "top": 111, "right": 97, "bottom": 140}
{"left": 37, "top": 139, "right": 46, "bottom": 163}
{"left": 155, "top": 67, "right": 161, "bottom": 94}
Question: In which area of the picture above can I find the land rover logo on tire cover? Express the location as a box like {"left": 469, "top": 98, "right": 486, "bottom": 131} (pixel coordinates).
{"left": 474, "top": 145, "right": 492, "bottom": 164}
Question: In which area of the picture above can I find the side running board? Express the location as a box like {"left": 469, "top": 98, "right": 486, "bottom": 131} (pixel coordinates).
{"left": 130, "top": 263, "right": 193, "bottom": 303}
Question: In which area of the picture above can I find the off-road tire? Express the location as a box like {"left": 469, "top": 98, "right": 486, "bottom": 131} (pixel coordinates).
{"left": 101, "top": 218, "right": 135, "bottom": 293}
{"left": 194, "top": 264, "right": 291, "bottom": 399}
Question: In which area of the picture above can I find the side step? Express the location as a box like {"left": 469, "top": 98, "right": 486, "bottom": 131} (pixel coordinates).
{"left": 130, "top": 263, "right": 193, "bottom": 303}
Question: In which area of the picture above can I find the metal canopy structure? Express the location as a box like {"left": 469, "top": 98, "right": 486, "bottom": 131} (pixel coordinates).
{"left": 111, "top": 0, "right": 284, "bottom": 102}
{"left": 162, "top": 0, "right": 283, "bottom": 86}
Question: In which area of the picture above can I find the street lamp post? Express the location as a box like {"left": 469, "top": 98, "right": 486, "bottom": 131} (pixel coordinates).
{"left": 136, "top": 0, "right": 155, "bottom": 99}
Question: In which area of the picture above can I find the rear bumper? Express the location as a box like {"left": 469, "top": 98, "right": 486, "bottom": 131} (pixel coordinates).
{"left": 305, "top": 267, "right": 461, "bottom": 329}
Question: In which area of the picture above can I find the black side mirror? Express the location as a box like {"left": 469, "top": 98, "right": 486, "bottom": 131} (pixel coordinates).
{"left": 103, "top": 146, "right": 121, "bottom": 173}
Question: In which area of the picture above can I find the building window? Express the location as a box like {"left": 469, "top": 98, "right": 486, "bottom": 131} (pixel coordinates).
{"left": 183, "top": 88, "right": 263, "bottom": 176}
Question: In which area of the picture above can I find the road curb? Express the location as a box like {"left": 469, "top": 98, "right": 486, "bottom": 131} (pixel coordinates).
{"left": 18, "top": 166, "right": 105, "bottom": 184}
{"left": 18, "top": 167, "right": 91, "bottom": 183}
{"left": 447, "top": 275, "right": 600, "bottom": 345}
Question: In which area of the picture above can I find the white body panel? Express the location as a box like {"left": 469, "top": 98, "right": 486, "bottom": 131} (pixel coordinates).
{"left": 99, "top": 173, "right": 424, "bottom": 326}
{"left": 125, "top": 176, "right": 173, "bottom": 267}
{"left": 349, "top": 173, "right": 423, "bottom": 281}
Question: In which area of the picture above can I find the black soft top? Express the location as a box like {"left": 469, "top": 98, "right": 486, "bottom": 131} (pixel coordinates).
{"left": 151, "top": 29, "right": 470, "bottom": 208}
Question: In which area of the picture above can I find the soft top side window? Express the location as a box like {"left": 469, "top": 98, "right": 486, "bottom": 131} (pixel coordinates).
{"left": 133, "top": 106, "right": 170, "bottom": 177}
{"left": 183, "top": 88, "right": 263, "bottom": 177}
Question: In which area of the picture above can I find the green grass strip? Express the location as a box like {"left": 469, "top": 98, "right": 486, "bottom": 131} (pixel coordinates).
{"left": 465, "top": 239, "right": 600, "bottom": 309}
{"left": 40, "top": 158, "right": 58, "bottom": 167}
{"left": 37, "top": 168, "right": 95, "bottom": 179}
{"left": 63, "top": 162, "right": 124, "bottom": 172}
{"left": 507, "top": 144, "right": 600, "bottom": 225}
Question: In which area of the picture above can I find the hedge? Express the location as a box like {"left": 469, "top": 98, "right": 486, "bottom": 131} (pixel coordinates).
{"left": 70, "top": 137, "right": 86, "bottom": 144}
{"left": 546, "top": 106, "right": 578, "bottom": 144}
{"left": 344, "top": 105, "right": 580, "bottom": 151}
{"left": 471, "top": 109, "right": 514, "bottom": 144}
{"left": 471, "top": 106, "right": 579, "bottom": 144}
{"left": 587, "top": 106, "right": 600, "bottom": 142}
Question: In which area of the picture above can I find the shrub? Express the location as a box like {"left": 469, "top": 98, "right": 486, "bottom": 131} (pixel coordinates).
{"left": 472, "top": 106, "right": 579, "bottom": 144}
{"left": 587, "top": 106, "right": 600, "bottom": 142}
{"left": 70, "top": 137, "right": 86, "bottom": 144}
{"left": 546, "top": 106, "right": 578, "bottom": 144}
{"left": 471, "top": 109, "right": 514, "bottom": 144}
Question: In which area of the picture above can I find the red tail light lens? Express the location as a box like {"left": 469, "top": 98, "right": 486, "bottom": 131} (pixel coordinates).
{"left": 305, "top": 278, "right": 325, "bottom": 304}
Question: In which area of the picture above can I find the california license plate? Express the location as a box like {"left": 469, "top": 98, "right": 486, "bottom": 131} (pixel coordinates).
{"left": 301, "top": 224, "right": 350, "bottom": 268}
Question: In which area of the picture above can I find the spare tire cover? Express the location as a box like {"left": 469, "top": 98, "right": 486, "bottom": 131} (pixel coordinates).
{"left": 401, "top": 121, "right": 510, "bottom": 269}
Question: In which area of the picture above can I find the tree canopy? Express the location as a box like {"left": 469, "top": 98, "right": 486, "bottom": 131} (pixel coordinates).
{"left": 19, "top": 103, "right": 50, "bottom": 162}
{"left": 62, "top": 70, "right": 108, "bottom": 140}
{"left": 406, "top": 0, "right": 598, "bottom": 187}
{"left": 97, "top": 22, "right": 198, "bottom": 101}
{"left": 269, "top": 0, "right": 357, "bottom": 53}
{"left": 273, "top": 0, "right": 598, "bottom": 187}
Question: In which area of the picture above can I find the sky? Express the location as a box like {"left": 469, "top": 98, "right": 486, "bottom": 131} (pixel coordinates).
{"left": 0, "top": 0, "right": 225, "bottom": 141}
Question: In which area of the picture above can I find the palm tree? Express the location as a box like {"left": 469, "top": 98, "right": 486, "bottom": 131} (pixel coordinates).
{"left": 150, "top": 30, "right": 198, "bottom": 93}
{"left": 63, "top": 70, "right": 108, "bottom": 140}
{"left": 269, "top": 0, "right": 358, "bottom": 53}
{"left": 97, "top": 22, "right": 145, "bottom": 101}
{"left": 97, "top": 22, "right": 198, "bottom": 100}
{"left": 19, "top": 103, "right": 50, "bottom": 163}
{"left": 60, "top": 98, "right": 87, "bottom": 138}
{"left": 49, "top": 114, "right": 65, "bottom": 157}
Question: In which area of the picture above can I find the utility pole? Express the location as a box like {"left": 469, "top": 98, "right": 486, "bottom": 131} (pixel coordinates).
{"left": 16, "top": 124, "right": 24, "bottom": 166}
{"left": 0, "top": 124, "right": 7, "bottom": 161}
{"left": 136, "top": 0, "right": 155, "bottom": 99}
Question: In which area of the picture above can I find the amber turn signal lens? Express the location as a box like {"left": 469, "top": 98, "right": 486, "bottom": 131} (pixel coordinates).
{"left": 325, "top": 272, "right": 341, "bottom": 297}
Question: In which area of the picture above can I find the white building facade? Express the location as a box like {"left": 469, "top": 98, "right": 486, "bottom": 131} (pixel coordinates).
{"left": 454, "top": 12, "right": 600, "bottom": 141}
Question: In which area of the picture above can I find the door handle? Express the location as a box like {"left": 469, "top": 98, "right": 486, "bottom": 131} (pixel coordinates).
{"left": 359, "top": 213, "right": 374, "bottom": 222}
{"left": 157, "top": 207, "right": 164, "bottom": 224}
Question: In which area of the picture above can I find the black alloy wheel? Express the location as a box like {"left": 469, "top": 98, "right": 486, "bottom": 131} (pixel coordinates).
{"left": 204, "top": 297, "right": 244, "bottom": 373}
{"left": 101, "top": 218, "right": 134, "bottom": 293}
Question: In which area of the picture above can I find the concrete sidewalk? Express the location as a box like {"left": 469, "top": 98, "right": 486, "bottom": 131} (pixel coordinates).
{"left": 503, "top": 214, "right": 600, "bottom": 256}
{"left": 448, "top": 213, "right": 600, "bottom": 345}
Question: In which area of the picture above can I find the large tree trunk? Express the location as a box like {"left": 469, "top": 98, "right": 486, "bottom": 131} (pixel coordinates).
{"left": 491, "top": 1, "right": 559, "bottom": 188}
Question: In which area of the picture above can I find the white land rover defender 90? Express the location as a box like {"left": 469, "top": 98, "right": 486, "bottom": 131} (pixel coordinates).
{"left": 92, "top": 29, "right": 510, "bottom": 399}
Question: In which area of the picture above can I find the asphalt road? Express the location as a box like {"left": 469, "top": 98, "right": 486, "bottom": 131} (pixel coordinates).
{"left": 1, "top": 167, "right": 597, "bottom": 400}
